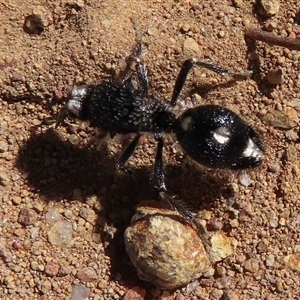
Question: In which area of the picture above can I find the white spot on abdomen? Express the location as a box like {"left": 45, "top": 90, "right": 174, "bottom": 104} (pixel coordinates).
{"left": 212, "top": 127, "right": 231, "bottom": 145}
{"left": 243, "top": 138, "right": 264, "bottom": 159}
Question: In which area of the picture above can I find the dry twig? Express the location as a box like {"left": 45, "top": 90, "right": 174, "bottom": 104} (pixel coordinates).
{"left": 245, "top": 27, "right": 300, "bottom": 51}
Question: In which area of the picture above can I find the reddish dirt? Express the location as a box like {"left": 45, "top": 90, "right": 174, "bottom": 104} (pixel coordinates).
{"left": 1, "top": 0, "right": 300, "bottom": 299}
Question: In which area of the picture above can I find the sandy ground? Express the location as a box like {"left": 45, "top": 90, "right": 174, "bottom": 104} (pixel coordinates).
{"left": 1, "top": 0, "right": 300, "bottom": 299}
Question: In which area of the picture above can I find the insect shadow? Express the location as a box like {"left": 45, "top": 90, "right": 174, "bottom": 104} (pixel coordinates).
{"left": 15, "top": 128, "right": 150, "bottom": 206}
{"left": 15, "top": 126, "right": 234, "bottom": 213}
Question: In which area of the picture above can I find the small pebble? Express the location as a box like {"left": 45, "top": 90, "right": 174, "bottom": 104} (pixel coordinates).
{"left": 12, "top": 239, "right": 23, "bottom": 250}
{"left": 63, "top": 209, "right": 74, "bottom": 219}
{"left": 147, "top": 27, "right": 157, "bottom": 35}
{"left": 268, "top": 163, "right": 280, "bottom": 173}
{"left": 232, "top": 0, "right": 244, "bottom": 8}
{"left": 289, "top": 99, "right": 300, "bottom": 113}
{"left": 216, "top": 266, "right": 226, "bottom": 276}
{"left": 269, "top": 218, "right": 278, "bottom": 228}
{"left": 32, "top": 6, "right": 54, "bottom": 27}
{"left": 36, "top": 280, "right": 52, "bottom": 294}
{"left": 58, "top": 265, "right": 72, "bottom": 277}
{"left": 244, "top": 258, "right": 260, "bottom": 273}
{"left": 0, "top": 141, "right": 8, "bottom": 152}
{"left": 199, "top": 209, "right": 212, "bottom": 220}
{"left": 230, "top": 219, "right": 239, "bottom": 228}
{"left": 33, "top": 202, "right": 44, "bottom": 213}
{"left": 15, "top": 228, "right": 26, "bottom": 237}
{"left": 0, "top": 121, "right": 8, "bottom": 134}
{"left": 47, "top": 220, "right": 74, "bottom": 247}
{"left": 76, "top": 267, "right": 97, "bottom": 282}
{"left": 261, "top": 108, "right": 298, "bottom": 129}
{"left": 45, "top": 207, "right": 62, "bottom": 222}
{"left": 123, "top": 286, "right": 146, "bottom": 300}
{"left": 181, "top": 23, "right": 190, "bottom": 32}
{"left": 278, "top": 217, "right": 286, "bottom": 226}
{"left": 265, "top": 254, "right": 275, "bottom": 267}
{"left": 30, "top": 226, "right": 40, "bottom": 239}
{"left": 222, "top": 290, "right": 240, "bottom": 300}
{"left": 208, "top": 232, "right": 237, "bottom": 263}
{"left": 75, "top": 0, "right": 85, "bottom": 8}
{"left": 79, "top": 207, "right": 97, "bottom": 224}
{"left": 238, "top": 172, "right": 252, "bottom": 187}
{"left": 71, "top": 284, "right": 91, "bottom": 300}
{"left": 266, "top": 69, "right": 284, "bottom": 85}
{"left": 18, "top": 208, "right": 37, "bottom": 226}
{"left": 215, "top": 276, "right": 232, "bottom": 289}
{"left": 45, "top": 261, "right": 60, "bottom": 276}
{"left": 284, "top": 254, "right": 300, "bottom": 272}
{"left": 186, "top": 280, "right": 200, "bottom": 293}
{"left": 12, "top": 196, "right": 22, "bottom": 205}
{"left": 285, "top": 129, "right": 298, "bottom": 142}
{"left": 183, "top": 38, "right": 201, "bottom": 58}
{"left": 218, "top": 30, "right": 225, "bottom": 38}
{"left": 283, "top": 106, "right": 299, "bottom": 126}
{"left": 0, "top": 172, "right": 10, "bottom": 186}
{"left": 265, "top": 20, "right": 277, "bottom": 31}
{"left": 260, "top": 0, "right": 280, "bottom": 16}
{"left": 68, "top": 134, "right": 79, "bottom": 145}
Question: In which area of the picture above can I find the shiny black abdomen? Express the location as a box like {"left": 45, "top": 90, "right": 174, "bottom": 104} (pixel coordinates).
{"left": 176, "top": 105, "right": 263, "bottom": 169}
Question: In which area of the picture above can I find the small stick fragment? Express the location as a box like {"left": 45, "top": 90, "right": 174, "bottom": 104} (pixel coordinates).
{"left": 245, "top": 27, "right": 300, "bottom": 51}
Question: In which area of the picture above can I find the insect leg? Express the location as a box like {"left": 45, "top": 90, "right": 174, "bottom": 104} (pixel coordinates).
{"left": 153, "top": 133, "right": 166, "bottom": 191}
{"left": 135, "top": 57, "right": 148, "bottom": 95}
{"left": 55, "top": 105, "right": 68, "bottom": 128}
{"left": 171, "top": 58, "right": 252, "bottom": 106}
{"left": 154, "top": 133, "right": 195, "bottom": 222}
{"left": 159, "top": 192, "right": 196, "bottom": 223}
{"left": 119, "top": 42, "right": 149, "bottom": 95}
{"left": 116, "top": 133, "right": 141, "bottom": 173}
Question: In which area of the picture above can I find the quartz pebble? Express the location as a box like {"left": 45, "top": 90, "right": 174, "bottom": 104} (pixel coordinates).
{"left": 260, "top": 0, "right": 280, "bottom": 16}
{"left": 47, "top": 221, "right": 74, "bottom": 247}
{"left": 124, "top": 201, "right": 211, "bottom": 289}
{"left": 208, "top": 232, "right": 237, "bottom": 263}
{"left": 238, "top": 172, "right": 252, "bottom": 187}
{"left": 71, "top": 284, "right": 91, "bottom": 300}
{"left": 186, "top": 280, "right": 200, "bottom": 293}
{"left": 45, "top": 207, "right": 62, "bottom": 222}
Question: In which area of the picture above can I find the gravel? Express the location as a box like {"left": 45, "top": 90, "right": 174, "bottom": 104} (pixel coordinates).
{"left": 1, "top": 0, "right": 300, "bottom": 299}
